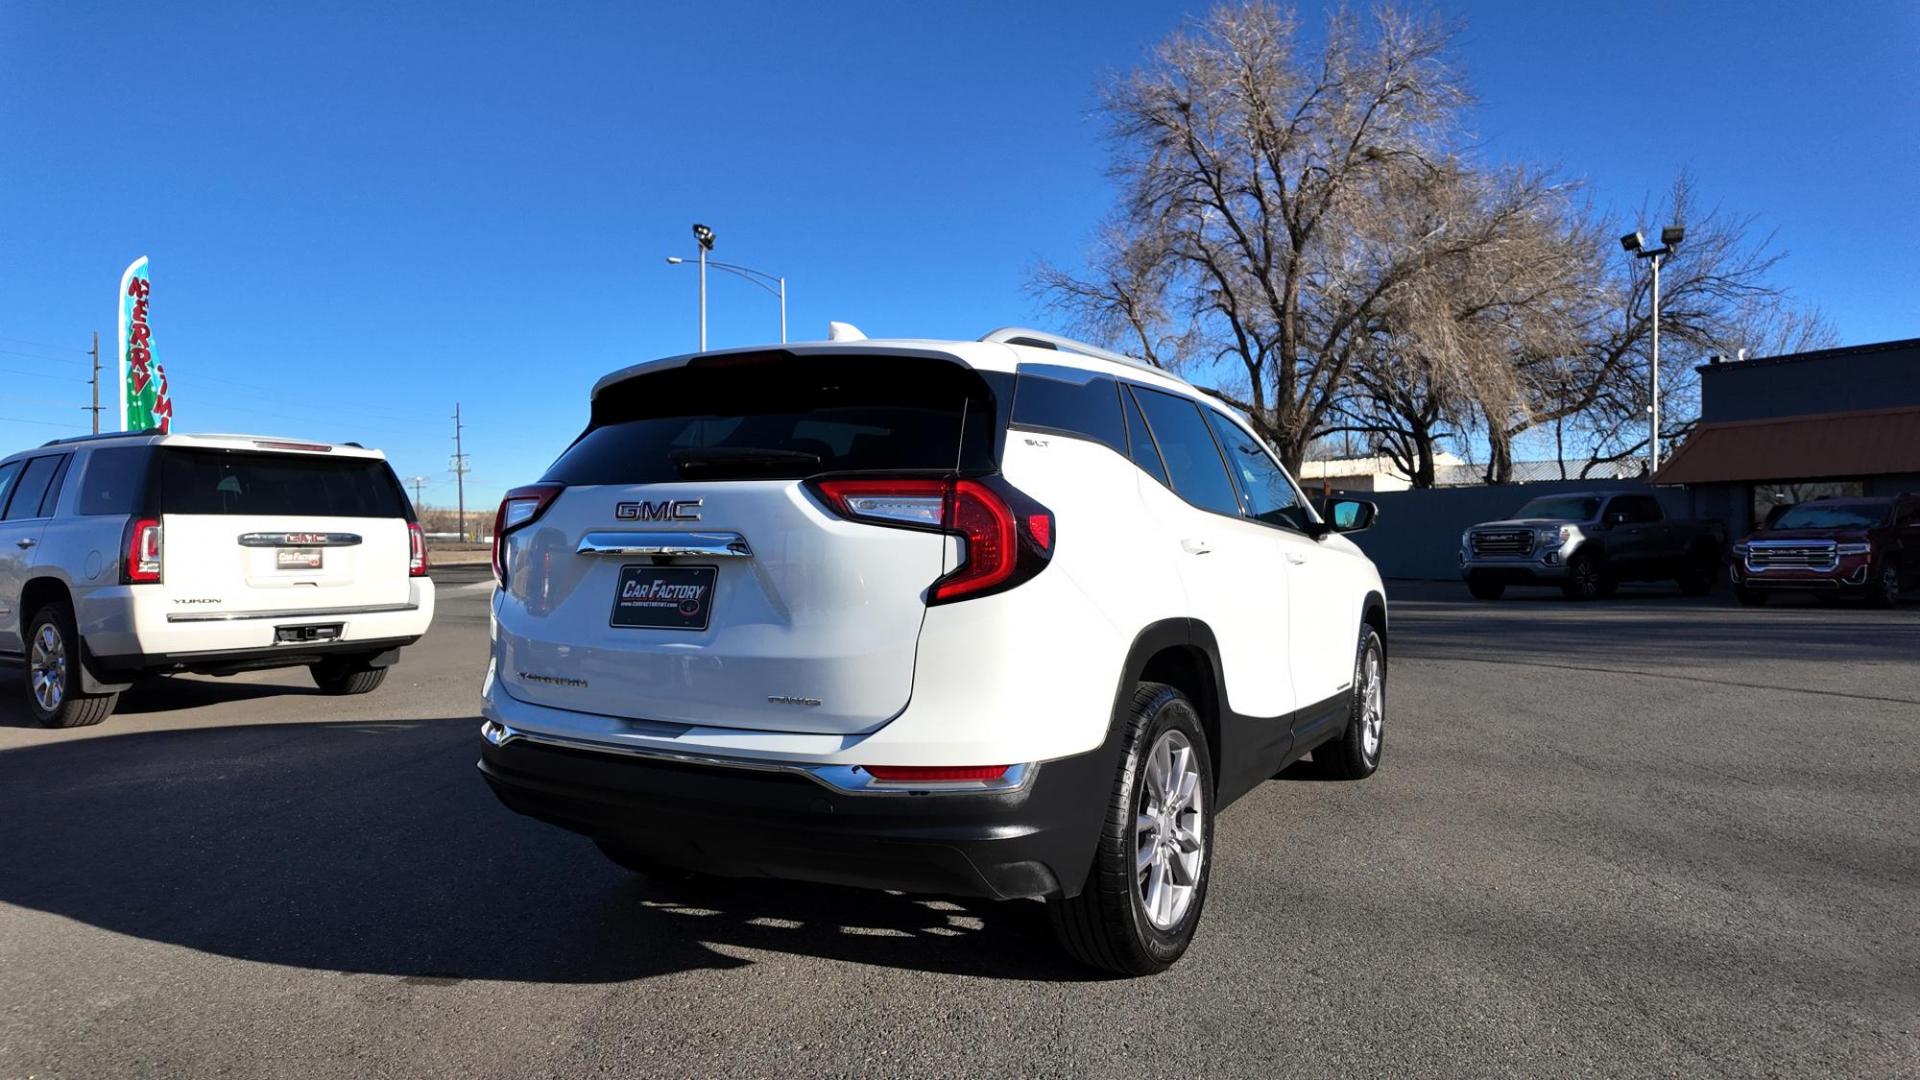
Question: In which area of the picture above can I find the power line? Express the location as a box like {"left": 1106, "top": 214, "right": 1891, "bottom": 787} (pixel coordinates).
{"left": 0, "top": 347, "right": 88, "bottom": 365}
{"left": 0, "top": 335, "right": 86, "bottom": 354}
{"left": 0, "top": 414, "right": 87, "bottom": 430}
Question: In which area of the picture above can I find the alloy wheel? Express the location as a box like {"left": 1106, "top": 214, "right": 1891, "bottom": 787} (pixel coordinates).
{"left": 1135, "top": 728, "right": 1205, "bottom": 931}
{"left": 29, "top": 622, "right": 66, "bottom": 714}
{"left": 1359, "top": 641, "right": 1384, "bottom": 762}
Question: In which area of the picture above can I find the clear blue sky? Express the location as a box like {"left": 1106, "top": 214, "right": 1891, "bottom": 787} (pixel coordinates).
{"left": 3, "top": 1, "right": 1915, "bottom": 509}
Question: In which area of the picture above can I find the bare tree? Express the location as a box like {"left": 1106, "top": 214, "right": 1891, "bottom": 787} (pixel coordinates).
{"left": 1322, "top": 162, "right": 1594, "bottom": 486}
{"left": 1482, "top": 176, "right": 1836, "bottom": 481}
{"left": 1034, "top": 3, "right": 1470, "bottom": 471}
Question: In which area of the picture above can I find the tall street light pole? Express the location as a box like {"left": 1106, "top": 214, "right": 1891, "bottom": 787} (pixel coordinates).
{"left": 1620, "top": 225, "right": 1685, "bottom": 478}
{"left": 667, "top": 245, "right": 787, "bottom": 345}
{"left": 691, "top": 223, "right": 715, "bottom": 350}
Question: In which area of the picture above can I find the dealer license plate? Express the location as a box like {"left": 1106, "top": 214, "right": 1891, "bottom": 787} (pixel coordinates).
{"left": 610, "top": 564, "right": 716, "bottom": 630}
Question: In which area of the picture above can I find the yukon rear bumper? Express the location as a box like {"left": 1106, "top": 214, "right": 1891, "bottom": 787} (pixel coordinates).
{"left": 79, "top": 580, "right": 436, "bottom": 662}
{"left": 476, "top": 724, "right": 1116, "bottom": 901}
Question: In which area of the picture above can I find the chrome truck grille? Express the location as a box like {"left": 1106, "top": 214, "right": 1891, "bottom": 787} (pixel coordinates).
{"left": 1470, "top": 529, "right": 1535, "bottom": 557}
{"left": 1745, "top": 540, "right": 1838, "bottom": 572}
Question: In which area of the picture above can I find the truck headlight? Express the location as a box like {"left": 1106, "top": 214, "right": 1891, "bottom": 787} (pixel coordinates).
{"left": 1538, "top": 525, "right": 1572, "bottom": 546}
{"left": 1732, "top": 542, "right": 1750, "bottom": 556}
{"left": 1837, "top": 543, "right": 1871, "bottom": 556}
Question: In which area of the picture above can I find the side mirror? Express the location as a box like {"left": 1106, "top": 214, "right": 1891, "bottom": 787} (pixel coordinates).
{"left": 1323, "top": 497, "right": 1377, "bottom": 534}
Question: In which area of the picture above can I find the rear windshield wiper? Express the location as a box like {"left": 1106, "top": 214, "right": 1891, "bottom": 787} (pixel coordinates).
{"left": 669, "top": 447, "right": 823, "bottom": 480}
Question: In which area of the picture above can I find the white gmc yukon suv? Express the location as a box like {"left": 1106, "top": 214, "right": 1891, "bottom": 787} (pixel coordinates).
{"left": 479, "top": 329, "right": 1387, "bottom": 974}
{"left": 0, "top": 432, "right": 435, "bottom": 727}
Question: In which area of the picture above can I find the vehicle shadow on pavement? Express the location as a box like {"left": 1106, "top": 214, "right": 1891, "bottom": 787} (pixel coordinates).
{"left": 0, "top": 716, "right": 1097, "bottom": 984}
{"left": 0, "top": 672, "right": 318, "bottom": 726}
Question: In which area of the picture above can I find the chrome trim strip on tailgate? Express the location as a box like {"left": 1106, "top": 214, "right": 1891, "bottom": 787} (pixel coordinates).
{"left": 237, "top": 532, "right": 364, "bottom": 547}
{"left": 479, "top": 719, "right": 1031, "bottom": 796}
{"left": 167, "top": 602, "right": 420, "bottom": 623}
{"left": 576, "top": 531, "right": 753, "bottom": 558}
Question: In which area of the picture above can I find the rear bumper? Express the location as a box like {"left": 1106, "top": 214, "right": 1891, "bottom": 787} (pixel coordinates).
{"left": 476, "top": 724, "right": 1115, "bottom": 901}
{"left": 78, "top": 578, "right": 436, "bottom": 662}
{"left": 92, "top": 635, "right": 419, "bottom": 677}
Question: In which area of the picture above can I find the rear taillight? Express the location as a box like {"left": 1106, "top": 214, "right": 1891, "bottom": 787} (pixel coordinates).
{"left": 408, "top": 522, "right": 429, "bottom": 577}
{"left": 123, "top": 518, "right": 162, "bottom": 584}
{"left": 493, "top": 483, "right": 564, "bottom": 585}
{"left": 810, "top": 475, "right": 1054, "bottom": 604}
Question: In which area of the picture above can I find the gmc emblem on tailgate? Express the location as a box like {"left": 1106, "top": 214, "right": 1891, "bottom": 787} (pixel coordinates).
{"left": 615, "top": 498, "right": 703, "bottom": 522}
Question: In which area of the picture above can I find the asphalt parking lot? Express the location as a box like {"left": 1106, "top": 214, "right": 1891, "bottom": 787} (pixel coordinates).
{"left": 1, "top": 570, "right": 1914, "bottom": 1079}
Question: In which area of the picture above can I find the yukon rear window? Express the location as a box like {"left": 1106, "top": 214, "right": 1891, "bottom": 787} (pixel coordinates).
{"left": 159, "top": 449, "right": 411, "bottom": 517}
{"left": 546, "top": 354, "right": 1007, "bottom": 485}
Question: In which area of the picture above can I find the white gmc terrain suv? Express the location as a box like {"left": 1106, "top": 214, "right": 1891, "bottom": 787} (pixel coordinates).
{"left": 479, "top": 329, "right": 1387, "bottom": 974}
{"left": 0, "top": 432, "right": 435, "bottom": 727}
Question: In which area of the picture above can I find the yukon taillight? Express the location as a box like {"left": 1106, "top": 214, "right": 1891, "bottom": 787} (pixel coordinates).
{"left": 123, "top": 518, "right": 162, "bottom": 584}
{"left": 809, "top": 475, "right": 1053, "bottom": 604}
{"left": 493, "top": 483, "right": 564, "bottom": 586}
{"left": 408, "top": 522, "right": 429, "bottom": 577}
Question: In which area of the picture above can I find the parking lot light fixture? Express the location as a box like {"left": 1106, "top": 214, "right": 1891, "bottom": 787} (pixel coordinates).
{"left": 665, "top": 245, "right": 789, "bottom": 345}
{"left": 1624, "top": 223, "right": 1685, "bottom": 477}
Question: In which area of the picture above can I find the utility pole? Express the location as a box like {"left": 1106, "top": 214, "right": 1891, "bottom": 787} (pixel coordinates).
{"left": 86, "top": 331, "right": 103, "bottom": 433}
{"left": 404, "top": 475, "right": 429, "bottom": 513}
{"left": 450, "top": 404, "right": 470, "bottom": 542}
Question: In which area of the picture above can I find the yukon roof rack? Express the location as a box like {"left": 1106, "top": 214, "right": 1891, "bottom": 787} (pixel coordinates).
{"left": 979, "top": 327, "right": 1165, "bottom": 375}
{"left": 40, "top": 429, "right": 154, "bottom": 448}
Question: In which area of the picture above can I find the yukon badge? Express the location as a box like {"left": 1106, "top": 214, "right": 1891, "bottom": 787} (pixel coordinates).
{"left": 615, "top": 498, "right": 703, "bottom": 522}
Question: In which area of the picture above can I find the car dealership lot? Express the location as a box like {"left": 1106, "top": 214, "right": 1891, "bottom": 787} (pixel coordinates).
{"left": 1, "top": 571, "right": 1913, "bottom": 1079}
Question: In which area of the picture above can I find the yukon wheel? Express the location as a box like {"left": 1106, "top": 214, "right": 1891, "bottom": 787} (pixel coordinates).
{"left": 1466, "top": 577, "right": 1505, "bottom": 600}
{"left": 1048, "top": 682, "right": 1213, "bottom": 976}
{"left": 309, "top": 656, "right": 390, "bottom": 695}
{"left": 1867, "top": 563, "right": 1902, "bottom": 609}
{"left": 1560, "top": 554, "right": 1607, "bottom": 601}
{"left": 25, "top": 602, "right": 118, "bottom": 728}
{"left": 1311, "top": 624, "right": 1385, "bottom": 780}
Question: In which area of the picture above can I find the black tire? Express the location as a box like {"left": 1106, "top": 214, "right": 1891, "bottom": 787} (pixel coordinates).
{"left": 1048, "top": 682, "right": 1214, "bottom": 977}
{"left": 308, "top": 656, "right": 390, "bottom": 695}
{"left": 1466, "top": 577, "right": 1505, "bottom": 600}
{"left": 594, "top": 839, "right": 698, "bottom": 880}
{"left": 1676, "top": 561, "right": 1717, "bottom": 597}
{"left": 1867, "top": 562, "right": 1901, "bottom": 609}
{"left": 1735, "top": 586, "right": 1768, "bottom": 607}
{"left": 1560, "top": 553, "right": 1608, "bottom": 601}
{"left": 1310, "top": 624, "right": 1386, "bottom": 781}
{"left": 24, "top": 602, "right": 118, "bottom": 728}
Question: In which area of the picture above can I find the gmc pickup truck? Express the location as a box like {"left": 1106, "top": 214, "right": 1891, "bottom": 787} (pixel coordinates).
{"left": 1731, "top": 494, "right": 1916, "bottom": 608}
{"left": 1460, "top": 491, "right": 1725, "bottom": 601}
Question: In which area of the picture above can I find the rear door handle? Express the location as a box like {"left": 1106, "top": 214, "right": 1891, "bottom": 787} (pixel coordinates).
{"left": 15, "top": 538, "right": 35, "bottom": 549}
{"left": 1284, "top": 551, "right": 1306, "bottom": 565}
{"left": 1181, "top": 538, "right": 1212, "bottom": 555}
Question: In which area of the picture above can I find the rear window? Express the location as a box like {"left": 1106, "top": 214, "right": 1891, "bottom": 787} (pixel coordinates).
{"left": 548, "top": 354, "right": 1007, "bottom": 485}
{"left": 1010, "top": 365, "right": 1125, "bottom": 453}
{"left": 77, "top": 446, "right": 156, "bottom": 516}
{"left": 159, "top": 449, "right": 411, "bottom": 518}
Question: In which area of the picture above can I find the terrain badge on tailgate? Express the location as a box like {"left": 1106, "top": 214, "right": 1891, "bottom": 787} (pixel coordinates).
{"left": 767, "top": 694, "right": 823, "bottom": 707}
{"left": 519, "top": 671, "right": 589, "bottom": 689}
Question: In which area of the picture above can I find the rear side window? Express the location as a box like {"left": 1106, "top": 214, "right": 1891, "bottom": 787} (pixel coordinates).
{"left": 1203, "top": 409, "right": 1310, "bottom": 531}
{"left": 0, "top": 461, "right": 19, "bottom": 514}
{"left": 3, "top": 455, "right": 64, "bottom": 521}
{"left": 1610, "top": 495, "right": 1662, "bottom": 523}
{"left": 550, "top": 354, "right": 1005, "bottom": 485}
{"left": 159, "top": 450, "right": 410, "bottom": 517}
{"left": 1010, "top": 365, "right": 1125, "bottom": 453}
{"left": 1132, "top": 387, "right": 1241, "bottom": 517}
{"left": 76, "top": 446, "right": 156, "bottom": 515}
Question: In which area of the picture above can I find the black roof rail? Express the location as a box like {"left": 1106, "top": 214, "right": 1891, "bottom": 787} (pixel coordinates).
{"left": 40, "top": 430, "right": 156, "bottom": 448}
